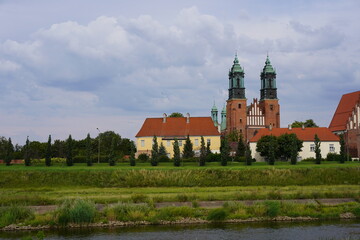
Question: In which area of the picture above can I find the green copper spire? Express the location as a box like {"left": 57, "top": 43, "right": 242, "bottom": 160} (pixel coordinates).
{"left": 220, "top": 105, "right": 227, "bottom": 132}
{"left": 262, "top": 54, "right": 276, "bottom": 74}
{"left": 230, "top": 54, "right": 244, "bottom": 74}
{"left": 260, "top": 54, "right": 277, "bottom": 100}
{"left": 228, "top": 54, "right": 245, "bottom": 99}
{"left": 211, "top": 101, "right": 219, "bottom": 127}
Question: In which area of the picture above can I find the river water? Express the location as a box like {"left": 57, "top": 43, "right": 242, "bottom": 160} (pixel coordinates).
{"left": 1, "top": 220, "right": 360, "bottom": 240}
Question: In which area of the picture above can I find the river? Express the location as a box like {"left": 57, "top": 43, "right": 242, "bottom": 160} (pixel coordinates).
{"left": 1, "top": 220, "right": 359, "bottom": 240}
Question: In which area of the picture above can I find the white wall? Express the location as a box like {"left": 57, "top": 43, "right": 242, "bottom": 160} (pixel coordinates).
{"left": 250, "top": 141, "right": 340, "bottom": 162}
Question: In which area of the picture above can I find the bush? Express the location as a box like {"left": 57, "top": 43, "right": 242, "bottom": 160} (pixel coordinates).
{"left": 234, "top": 156, "right": 246, "bottom": 162}
{"left": 302, "top": 157, "right": 316, "bottom": 162}
{"left": 137, "top": 153, "right": 149, "bottom": 162}
{"left": 131, "top": 193, "right": 149, "bottom": 203}
{"left": 264, "top": 201, "right": 281, "bottom": 217}
{"left": 0, "top": 205, "right": 34, "bottom": 227}
{"left": 206, "top": 153, "right": 221, "bottom": 162}
{"left": 107, "top": 203, "right": 153, "bottom": 222}
{"left": 182, "top": 157, "right": 199, "bottom": 162}
{"left": 56, "top": 199, "right": 96, "bottom": 225}
{"left": 158, "top": 155, "right": 170, "bottom": 162}
{"left": 176, "top": 193, "right": 196, "bottom": 202}
{"left": 207, "top": 208, "right": 228, "bottom": 221}
{"left": 155, "top": 206, "right": 196, "bottom": 221}
{"left": 326, "top": 153, "right": 341, "bottom": 161}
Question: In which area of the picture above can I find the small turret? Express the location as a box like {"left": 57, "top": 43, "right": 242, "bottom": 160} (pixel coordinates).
{"left": 211, "top": 102, "right": 219, "bottom": 127}
{"left": 220, "top": 105, "right": 227, "bottom": 132}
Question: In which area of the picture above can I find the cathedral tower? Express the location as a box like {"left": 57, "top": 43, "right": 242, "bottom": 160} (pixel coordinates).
{"left": 259, "top": 55, "right": 280, "bottom": 128}
{"left": 226, "top": 54, "right": 247, "bottom": 136}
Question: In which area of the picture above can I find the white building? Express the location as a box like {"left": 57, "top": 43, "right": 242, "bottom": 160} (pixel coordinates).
{"left": 249, "top": 127, "right": 340, "bottom": 161}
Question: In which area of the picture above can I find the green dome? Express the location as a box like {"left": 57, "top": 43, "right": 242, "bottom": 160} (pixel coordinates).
{"left": 229, "top": 54, "right": 244, "bottom": 74}
{"left": 262, "top": 55, "right": 276, "bottom": 74}
{"left": 211, "top": 102, "right": 218, "bottom": 111}
{"left": 221, "top": 105, "right": 226, "bottom": 114}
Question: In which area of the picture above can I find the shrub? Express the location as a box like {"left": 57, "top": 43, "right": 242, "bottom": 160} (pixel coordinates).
{"left": 206, "top": 153, "right": 221, "bottom": 162}
{"left": 264, "top": 201, "right": 281, "bottom": 217}
{"left": 302, "top": 157, "right": 315, "bottom": 162}
{"left": 155, "top": 206, "right": 196, "bottom": 221}
{"left": 137, "top": 153, "right": 149, "bottom": 162}
{"left": 158, "top": 155, "right": 170, "bottom": 162}
{"left": 207, "top": 208, "right": 228, "bottom": 221}
{"left": 326, "top": 153, "right": 341, "bottom": 161}
{"left": 56, "top": 199, "right": 96, "bottom": 225}
{"left": 131, "top": 193, "right": 148, "bottom": 203}
{"left": 107, "top": 203, "right": 153, "bottom": 222}
{"left": 235, "top": 156, "right": 246, "bottom": 162}
{"left": 176, "top": 193, "right": 196, "bottom": 202}
{"left": 182, "top": 157, "right": 199, "bottom": 162}
{"left": 0, "top": 205, "right": 34, "bottom": 227}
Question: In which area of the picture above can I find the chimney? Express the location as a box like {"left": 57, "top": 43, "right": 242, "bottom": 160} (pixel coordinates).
{"left": 302, "top": 124, "right": 305, "bottom": 130}
{"left": 269, "top": 124, "right": 272, "bottom": 131}
{"left": 186, "top": 113, "right": 190, "bottom": 123}
{"left": 163, "top": 113, "right": 167, "bottom": 123}
{"left": 288, "top": 124, "right": 292, "bottom": 130}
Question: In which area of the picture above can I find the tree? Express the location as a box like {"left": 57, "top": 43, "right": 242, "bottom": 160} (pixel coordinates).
{"left": 199, "top": 136, "right": 206, "bottom": 166}
{"left": 339, "top": 134, "right": 346, "bottom": 164}
{"left": 206, "top": 141, "right": 211, "bottom": 157}
{"left": 314, "top": 134, "right": 321, "bottom": 164}
{"left": 220, "top": 137, "right": 230, "bottom": 166}
{"left": 256, "top": 135, "right": 278, "bottom": 165}
{"left": 290, "top": 137, "right": 299, "bottom": 165}
{"left": 24, "top": 137, "right": 31, "bottom": 166}
{"left": 169, "top": 112, "right": 184, "bottom": 117}
{"left": 5, "top": 138, "right": 14, "bottom": 166}
{"left": 45, "top": 135, "right": 52, "bottom": 166}
{"left": 227, "top": 130, "right": 240, "bottom": 142}
{"left": 183, "top": 135, "right": 194, "bottom": 159}
{"left": 109, "top": 137, "right": 116, "bottom": 166}
{"left": 235, "top": 134, "right": 246, "bottom": 157}
{"left": 291, "top": 119, "right": 319, "bottom": 128}
{"left": 277, "top": 133, "right": 303, "bottom": 161}
{"left": 66, "top": 135, "right": 73, "bottom": 166}
{"left": 158, "top": 142, "right": 167, "bottom": 157}
{"left": 86, "top": 133, "right": 93, "bottom": 166}
{"left": 245, "top": 144, "right": 252, "bottom": 166}
{"left": 129, "top": 144, "right": 136, "bottom": 166}
{"left": 173, "top": 139, "right": 181, "bottom": 167}
{"left": 151, "top": 136, "right": 159, "bottom": 166}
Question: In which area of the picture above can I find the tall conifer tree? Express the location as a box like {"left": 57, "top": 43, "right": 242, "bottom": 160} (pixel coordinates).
{"left": 86, "top": 133, "right": 93, "bottom": 166}
{"left": 108, "top": 137, "right": 116, "bottom": 166}
{"left": 173, "top": 139, "right": 180, "bottom": 167}
{"left": 66, "top": 135, "right": 73, "bottom": 166}
{"left": 183, "top": 135, "right": 194, "bottom": 159}
{"left": 245, "top": 144, "right": 252, "bottom": 166}
{"left": 5, "top": 138, "right": 14, "bottom": 166}
{"left": 221, "top": 138, "right": 230, "bottom": 166}
{"left": 151, "top": 136, "right": 159, "bottom": 166}
{"left": 199, "top": 136, "right": 206, "bottom": 166}
{"left": 45, "top": 135, "right": 52, "bottom": 166}
{"left": 314, "top": 134, "right": 322, "bottom": 164}
{"left": 130, "top": 144, "right": 136, "bottom": 166}
{"left": 339, "top": 134, "right": 346, "bottom": 163}
{"left": 24, "top": 137, "right": 31, "bottom": 166}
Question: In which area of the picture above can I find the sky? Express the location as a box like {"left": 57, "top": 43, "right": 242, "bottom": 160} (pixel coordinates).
{"left": 0, "top": 0, "right": 359, "bottom": 145}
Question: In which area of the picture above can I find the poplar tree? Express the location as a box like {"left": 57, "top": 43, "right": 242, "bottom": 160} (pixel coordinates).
{"left": 173, "top": 139, "right": 180, "bottom": 167}
{"left": 86, "top": 133, "right": 93, "bottom": 166}
{"left": 45, "top": 135, "right": 52, "bottom": 166}
{"left": 5, "top": 138, "right": 14, "bottom": 166}
{"left": 245, "top": 144, "right": 252, "bottom": 166}
{"left": 339, "top": 134, "right": 346, "bottom": 163}
{"left": 24, "top": 137, "right": 31, "bottom": 166}
{"left": 236, "top": 134, "right": 246, "bottom": 157}
{"left": 130, "top": 144, "right": 136, "bottom": 166}
{"left": 221, "top": 138, "right": 230, "bottom": 166}
{"left": 66, "top": 135, "right": 73, "bottom": 166}
{"left": 314, "top": 134, "right": 321, "bottom": 164}
{"left": 199, "top": 136, "right": 206, "bottom": 166}
{"left": 151, "top": 136, "right": 159, "bottom": 166}
{"left": 290, "top": 137, "right": 298, "bottom": 165}
{"left": 108, "top": 137, "right": 116, "bottom": 166}
{"left": 206, "top": 141, "right": 211, "bottom": 157}
{"left": 158, "top": 142, "right": 167, "bottom": 156}
{"left": 182, "top": 135, "right": 194, "bottom": 159}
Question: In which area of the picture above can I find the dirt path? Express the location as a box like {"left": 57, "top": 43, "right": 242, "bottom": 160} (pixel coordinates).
{"left": 28, "top": 198, "right": 357, "bottom": 214}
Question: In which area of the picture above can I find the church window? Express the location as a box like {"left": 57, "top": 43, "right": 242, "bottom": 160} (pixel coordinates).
{"left": 329, "top": 144, "right": 335, "bottom": 152}
{"left": 179, "top": 140, "right": 182, "bottom": 147}
{"left": 240, "top": 118, "right": 242, "bottom": 123}
{"left": 141, "top": 140, "right": 145, "bottom": 147}
{"left": 238, "top": 104, "right": 241, "bottom": 109}
{"left": 195, "top": 139, "right": 199, "bottom": 146}
{"left": 310, "top": 144, "right": 315, "bottom": 152}
{"left": 270, "top": 105, "right": 274, "bottom": 111}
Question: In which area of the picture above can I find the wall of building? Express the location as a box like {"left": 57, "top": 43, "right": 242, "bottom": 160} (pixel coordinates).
{"left": 250, "top": 141, "right": 340, "bottom": 162}
{"left": 136, "top": 135, "right": 221, "bottom": 158}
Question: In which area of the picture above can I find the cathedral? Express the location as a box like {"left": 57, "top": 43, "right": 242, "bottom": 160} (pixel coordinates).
{"left": 211, "top": 55, "right": 280, "bottom": 141}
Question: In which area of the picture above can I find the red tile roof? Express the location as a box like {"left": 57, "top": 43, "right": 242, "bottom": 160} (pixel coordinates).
{"left": 329, "top": 91, "right": 360, "bottom": 132}
{"left": 136, "top": 117, "right": 220, "bottom": 137}
{"left": 249, "top": 127, "right": 339, "bottom": 142}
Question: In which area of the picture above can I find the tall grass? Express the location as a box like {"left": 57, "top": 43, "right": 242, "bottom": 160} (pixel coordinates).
{"left": 56, "top": 199, "right": 96, "bottom": 226}
{"left": 0, "top": 205, "right": 34, "bottom": 227}
{"left": 105, "top": 202, "right": 153, "bottom": 221}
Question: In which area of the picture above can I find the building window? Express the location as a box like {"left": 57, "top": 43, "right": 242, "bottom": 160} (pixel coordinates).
{"left": 310, "top": 144, "right": 315, "bottom": 152}
{"left": 195, "top": 139, "right": 199, "bottom": 146}
{"left": 238, "top": 104, "right": 241, "bottom": 109}
{"left": 207, "top": 139, "right": 211, "bottom": 146}
{"left": 179, "top": 140, "right": 182, "bottom": 147}
{"left": 167, "top": 140, "right": 170, "bottom": 147}
{"left": 329, "top": 144, "right": 335, "bottom": 152}
{"left": 270, "top": 105, "right": 274, "bottom": 111}
{"left": 240, "top": 118, "right": 242, "bottom": 123}
{"left": 141, "top": 140, "right": 145, "bottom": 147}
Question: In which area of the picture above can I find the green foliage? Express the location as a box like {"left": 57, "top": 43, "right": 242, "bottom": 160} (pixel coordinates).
{"left": 173, "top": 139, "right": 181, "bottom": 167}
{"left": 106, "top": 202, "right": 153, "bottom": 221}
{"left": 138, "top": 153, "right": 149, "bottom": 162}
{"left": 339, "top": 134, "right": 346, "bottom": 164}
{"left": 168, "top": 112, "right": 184, "bottom": 117}
{"left": 56, "top": 199, "right": 96, "bottom": 225}
{"left": 183, "top": 135, "right": 194, "bottom": 159}
{"left": 245, "top": 144, "right": 252, "bottom": 166}
{"left": 256, "top": 135, "right": 278, "bottom": 165}
{"left": 277, "top": 133, "right": 303, "bottom": 162}
{"left": 158, "top": 155, "right": 170, "bottom": 162}
{"left": 5, "top": 138, "right": 14, "bottom": 166}
{"left": 314, "top": 134, "right": 322, "bottom": 164}
{"left": 227, "top": 130, "right": 240, "bottom": 142}
{"left": 206, "top": 141, "right": 211, "bottom": 157}
{"left": 108, "top": 137, "right": 116, "bottom": 166}
{"left": 24, "top": 137, "right": 31, "bottom": 166}
{"left": 151, "top": 136, "right": 159, "bottom": 166}
{"left": 155, "top": 206, "right": 196, "bottom": 221}
{"left": 199, "top": 136, "right": 206, "bottom": 166}
{"left": 236, "top": 134, "right": 246, "bottom": 157}
{"left": 131, "top": 193, "right": 148, "bottom": 203}
{"left": 0, "top": 205, "right": 34, "bottom": 227}
{"left": 66, "top": 135, "right": 73, "bottom": 166}
{"left": 291, "top": 119, "right": 318, "bottom": 128}
{"left": 220, "top": 138, "right": 230, "bottom": 166}
{"left": 158, "top": 142, "right": 167, "bottom": 157}
{"left": 45, "top": 135, "right": 52, "bottom": 167}
{"left": 206, "top": 153, "right": 221, "bottom": 162}
{"left": 207, "top": 208, "right": 228, "bottom": 221}
{"left": 130, "top": 144, "right": 136, "bottom": 166}
{"left": 85, "top": 133, "right": 93, "bottom": 166}
{"left": 264, "top": 200, "right": 281, "bottom": 217}
{"left": 327, "top": 153, "right": 341, "bottom": 162}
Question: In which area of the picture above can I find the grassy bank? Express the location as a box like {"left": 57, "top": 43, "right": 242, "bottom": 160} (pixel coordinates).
{"left": 0, "top": 162, "right": 359, "bottom": 188}
{"left": 1, "top": 199, "right": 360, "bottom": 230}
